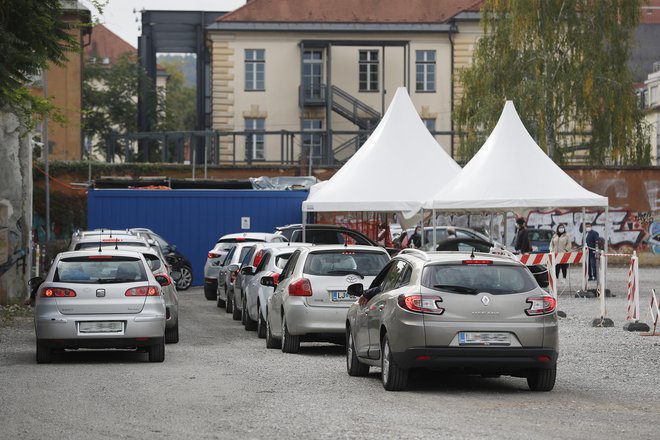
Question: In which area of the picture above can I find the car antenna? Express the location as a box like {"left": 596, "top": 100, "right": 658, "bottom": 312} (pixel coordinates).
{"left": 109, "top": 230, "right": 112, "bottom": 238}
{"left": 470, "top": 248, "right": 475, "bottom": 259}
{"left": 98, "top": 229, "right": 103, "bottom": 253}
{"left": 115, "top": 238, "right": 119, "bottom": 250}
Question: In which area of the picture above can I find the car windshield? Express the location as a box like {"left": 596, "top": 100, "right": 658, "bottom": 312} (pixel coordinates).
{"left": 304, "top": 251, "right": 389, "bottom": 277}
{"left": 55, "top": 256, "right": 148, "bottom": 284}
{"left": 422, "top": 263, "right": 537, "bottom": 294}
{"left": 76, "top": 242, "right": 148, "bottom": 250}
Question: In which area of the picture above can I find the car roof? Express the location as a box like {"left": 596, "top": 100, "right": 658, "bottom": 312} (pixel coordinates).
{"left": 399, "top": 250, "right": 521, "bottom": 265}
{"left": 276, "top": 224, "right": 362, "bottom": 232}
{"left": 75, "top": 234, "right": 149, "bottom": 244}
{"left": 219, "top": 232, "right": 282, "bottom": 241}
{"left": 113, "top": 245, "right": 160, "bottom": 257}
{"left": 304, "top": 244, "right": 389, "bottom": 253}
{"left": 57, "top": 249, "right": 147, "bottom": 259}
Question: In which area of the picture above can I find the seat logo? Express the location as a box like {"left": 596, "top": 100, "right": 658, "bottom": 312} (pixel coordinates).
{"left": 481, "top": 296, "right": 490, "bottom": 306}
{"left": 96, "top": 289, "right": 106, "bottom": 297}
{"left": 346, "top": 275, "right": 359, "bottom": 283}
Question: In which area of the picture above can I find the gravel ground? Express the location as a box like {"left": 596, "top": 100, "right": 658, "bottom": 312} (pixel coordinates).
{"left": 1, "top": 265, "right": 659, "bottom": 440}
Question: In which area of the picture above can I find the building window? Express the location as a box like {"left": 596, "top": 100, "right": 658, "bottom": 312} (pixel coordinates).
{"left": 359, "top": 50, "right": 379, "bottom": 92}
{"left": 245, "top": 49, "right": 265, "bottom": 91}
{"left": 245, "top": 118, "right": 265, "bottom": 161}
{"left": 651, "top": 85, "right": 659, "bottom": 106}
{"left": 416, "top": 50, "right": 436, "bottom": 92}
{"left": 423, "top": 118, "right": 436, "bottom": 134}
{"left": 302, "top": 119, "right": 323, "bottom": 163}
{"left": 303, "top": 50, "right": 323, "bottom": 100}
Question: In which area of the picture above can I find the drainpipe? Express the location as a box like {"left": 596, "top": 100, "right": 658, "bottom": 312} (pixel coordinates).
{"left": 448, "top": 20, "right": 457, "bottom": 158}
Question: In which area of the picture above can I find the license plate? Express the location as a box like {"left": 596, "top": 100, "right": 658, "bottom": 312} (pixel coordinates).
{"left": 459, "top": 332, "right": 510, "bottom": 346}
{"left": 331, "top": 291, "right": 355, "bottom": 301}
{"left": 79, "top": 321, "right": 123, "bottom": 333}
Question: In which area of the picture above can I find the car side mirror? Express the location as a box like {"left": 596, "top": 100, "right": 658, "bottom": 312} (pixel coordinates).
{"left": 261, "top": 276, "right": 277, "bottom": 287}
{"left": 240, "top": 266, "right": 254, "bottom": 276}
{"left": 155, "top": 274, "right": 171, "bottom": 287}
{"left": 346, "top": 283, "right": 364, "bottom": 297}
{"left": 170, "top": 270, "right": 182, "bottom": 282}
{"left": 228, "top": 264, "right": 239, "bottom": 272}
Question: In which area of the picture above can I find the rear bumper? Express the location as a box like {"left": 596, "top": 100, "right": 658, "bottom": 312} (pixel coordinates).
{"left": 39, "top": 336, "right": 164, "bottom": 349}
{"left": 285, "top": 302, "right": 350, "bottom": 335}
{"left": 392, "top": 347, "right": 558, "bottom": 371}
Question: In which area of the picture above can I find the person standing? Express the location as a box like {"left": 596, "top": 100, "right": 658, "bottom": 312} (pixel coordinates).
{"left": 585, "top": 222, "right": 600, "bottom": 281}
{"left": 409, "top": 226, "right": 422, "bottom": 249}
{"left": 514, "top": 218, "right": 532, "bottom": 254}
{"left": 550, "top": 223, "right": 571, "bottom": 282}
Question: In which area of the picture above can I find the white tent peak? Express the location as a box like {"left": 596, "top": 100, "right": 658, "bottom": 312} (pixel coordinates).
{"left": 303, "top": 87, "right": 461, "bottom": 216}
{"left": 423, "top": 100, "right": 608, "bottom": 209}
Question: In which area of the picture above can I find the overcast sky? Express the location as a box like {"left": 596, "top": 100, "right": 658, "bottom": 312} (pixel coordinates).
{"left": 82, "top": 0, "right": 246, "bottom": 48}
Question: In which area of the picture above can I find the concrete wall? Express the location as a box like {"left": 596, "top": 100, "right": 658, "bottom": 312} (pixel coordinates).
{"left": 0, "top": 111, "right": 33, "bottom": 305}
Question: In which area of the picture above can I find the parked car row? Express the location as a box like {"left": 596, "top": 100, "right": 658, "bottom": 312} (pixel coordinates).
{"left": 206, "top": 224, "right": 558, "bottom": 392}
{"left": 29, "top": 228, "right": 186, "bottom": 363}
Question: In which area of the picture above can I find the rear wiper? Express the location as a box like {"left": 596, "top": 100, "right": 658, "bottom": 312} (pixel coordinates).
{"left": 328, "top": 270, "right": 364, "bottom": 279}
{"left": 96, "top": 278, "right": 134, "bottom": 284}
{"left": 433, "top": 284, "right": 478, "bottom": 294}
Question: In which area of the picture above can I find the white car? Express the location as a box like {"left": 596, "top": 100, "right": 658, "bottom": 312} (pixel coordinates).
{"left": 264, "top": 245, "right": 390, "bottom": 353}
{"left": 203, "top": 232, "right": 287, "bottom": 301}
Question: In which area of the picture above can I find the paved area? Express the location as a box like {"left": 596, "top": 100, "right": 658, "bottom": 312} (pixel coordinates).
{"left": 1, "top": 265, "right": 659, "bottom": 439}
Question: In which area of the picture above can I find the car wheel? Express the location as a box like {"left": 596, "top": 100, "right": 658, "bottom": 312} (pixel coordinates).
{"left": 244, "top": 296, "right": 257, "bottom": 331}
{"left": 265, "top": 313, "right": 281, "bottom": 349}
{"left": 216, "top": 293, "right": 226, "bottom": 308}
{"left": 232, "top": 292, "right": 242, "bottom": 321}
{"left": 257, "top": 303, "right": 267, "bottom": 339}
{"left": 204, "top": 284, "right": 217, "bottom": 301}
{"left": 346, "top": 328, "right": 369, "bottom": 377}
{"left": 225, "top": 289, "right": 233, "bottom": 314}
{"left": 176, "top": 266, "right": 193, "bottom": 290}
{"left": 381, "top": 334, "right": 408, "bottom": 391}
{"left": 281, "top": 314, "right": 300, "bottom": 353}
{"left": 241, "top": 294, "right": 248, "bottom": 326}
{"left": 36, "top": 340, "right": 52, "bottom": 364}
{"left": 527, "top": 367, "right": 556, "bottom": 391}
{"left": 148, "top": 339, "right": 165, "bottom": 363}
{"left": 165, "top": 321, "right": 179, "bottom": 344}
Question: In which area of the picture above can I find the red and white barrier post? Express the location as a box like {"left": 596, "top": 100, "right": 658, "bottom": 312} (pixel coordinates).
{"left": 641, "top": 289, "right": 660, "bottom": 336}
{"left": 591, "top": 251, "right": 614, "bottom": 327}
{"left": 623, "top": 252, "right": 649, "bottom": 331}
{"left": 546, "top": 253, "right": 557, "bottom": 297}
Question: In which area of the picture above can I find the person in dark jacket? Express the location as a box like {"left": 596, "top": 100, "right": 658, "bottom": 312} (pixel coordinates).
{"left": 514, "top": 218, "right": 532, "bottom": 253}
{"left": 409, "top": 226, "right": 422, "bottom": 249}
{"left": 585, "top": 222, "right": 600, "bottom": 281}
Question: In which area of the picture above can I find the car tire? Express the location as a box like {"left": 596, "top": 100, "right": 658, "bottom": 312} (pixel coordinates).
{"left": 265, "top": 313, "right": 281, "bottom": 349}
{"left": 204, "top": 284, "right": 217, "bottom": 301}
{"left": 232, "top": 292, "right": 242, "bottom": 321}
{"left": 244, "top": 297, "right": 257, "bottom": 331}
{"left": 527, "top": 367, "right": 556, "bottom": 391}
{"left": 281, "top": 314, "right": 300, "bottom": 354}
{"left": 165, "top": 321, "right": 179, "bottom": 344}
{"left": 148, "top": 339, "right": 165, "bottom": 363}
{"left": 216, "top": 294, "right": 226, "bottom": 308}
{"left": 36, "top": 340, "right": 52, "bottom": 364}
{"left": 176, "top": 266, "right": 193, "bottom": 290}
{"left": 381, "top": 334, "right": 408, "bottom": 391}
{"left": 225, "top": 289, "right": 233, "bottom": 314}
{"left": 257, "top": 303, "right": 267, "bottom": 339}
{"left": 346, "top": 328, "right": 369, "bottom": 377}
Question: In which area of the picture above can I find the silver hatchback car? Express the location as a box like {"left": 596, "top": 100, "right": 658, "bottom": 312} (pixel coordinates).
{"left": 264, "top": 245, "right": 390, "bottom": 353}
{"left": 345, "top": 249, "right": 558, "bottom": 391}
{"left": 31, "top": 250, "right": 169, "bottom": 363}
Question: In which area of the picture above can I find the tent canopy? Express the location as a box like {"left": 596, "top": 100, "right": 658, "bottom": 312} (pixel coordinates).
{"left": 423, "top": 101, "right": 608, "bottom": 211}
{"left": 303, "top": 87, "right": 461, "bottom": 217}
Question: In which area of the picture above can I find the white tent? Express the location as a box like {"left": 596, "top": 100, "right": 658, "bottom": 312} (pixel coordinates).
{"left": 303, "top": 87, "right": 461, "bottom": 218}
{"left": 423, "top": 101, "right": 608, "bottom": 210}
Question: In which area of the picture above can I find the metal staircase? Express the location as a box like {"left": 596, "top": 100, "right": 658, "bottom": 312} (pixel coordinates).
{"left": 329, "top": 85, "right": 380, "bottom": 130}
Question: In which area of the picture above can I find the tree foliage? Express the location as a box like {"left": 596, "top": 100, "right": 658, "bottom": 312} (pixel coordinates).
{"left": 455, "top": 0, "right": 650, "bottom": 165}
{"left": 156, "top": 60, "right": 196, "bottom": 132}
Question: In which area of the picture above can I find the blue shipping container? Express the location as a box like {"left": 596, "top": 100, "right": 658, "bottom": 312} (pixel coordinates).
{"left": 87, "top": 189, "right": 308, "bottom": 286}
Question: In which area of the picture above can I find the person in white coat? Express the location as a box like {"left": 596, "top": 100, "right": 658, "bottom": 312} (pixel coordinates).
{"left": 550, "top": 223, "right": 572, "bottom": 281}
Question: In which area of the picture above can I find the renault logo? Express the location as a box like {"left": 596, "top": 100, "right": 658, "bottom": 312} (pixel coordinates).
{"left": 481, "top": 296, "right": 490, "bottom": 306}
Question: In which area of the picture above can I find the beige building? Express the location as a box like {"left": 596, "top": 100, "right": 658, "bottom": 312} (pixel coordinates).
{"left": 644, "top": 63, "right": 660, "bottom": 164}
{"left": 207, "top": 0, "right": 482, "bottom": 165}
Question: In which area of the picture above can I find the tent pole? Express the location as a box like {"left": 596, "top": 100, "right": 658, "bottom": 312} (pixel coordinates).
{"left": 302, "top": 209, "right": 307, "bottom": 243}
{"left": 503, "top": 212, "right": 508, "bottom": 249}
{"left": 488, "top": 212, "right": 494, "bottom": 241}
{"left": 604, "top": 205, "right": 609, "bottom": 294}
{"left": 420, "top": 209, "right": 425, "bottom": 248}
{"left": 432, "top": 209, "right": 437, "bottom": 249}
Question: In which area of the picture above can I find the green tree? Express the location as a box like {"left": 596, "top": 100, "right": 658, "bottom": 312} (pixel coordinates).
{"left": 156, "top": 60, "right": 196, "bottom": 132}
{"left": 455, "top": 0, "right": 650, "bottom": 165}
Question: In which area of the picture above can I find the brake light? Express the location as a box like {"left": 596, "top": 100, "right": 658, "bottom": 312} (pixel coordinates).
{"left": 41, "top": 288, "right": 76, "bottom": 297}
{"left": 253, "top": 250, "right": 265, "bottom": 268}
{"left": 462, "top": 260, "right": 493, "bottom": 265}
{"left": 397, "top": 294, "right": 444, "bottom": 315}
{"left": 125, "top": 286, "right": 160, "bottom": 296}
{"left": 289, "top": 278, "right": 312, "bottom": 296}
{"left": 88, "top": 255, "right": 113, "bottom": 259}
{"left": 208, "top": 252, "right": 221, "bottom": 259}
{"left": 525, "top": 296, "right": 556, "bottom": 316}
{"left": 102, "top": 239, "right": 121, "bottom": 242}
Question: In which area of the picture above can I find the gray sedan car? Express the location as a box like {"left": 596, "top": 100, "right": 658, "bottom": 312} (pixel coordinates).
{"left": 264, "top": 245, "right": 390, "bottom": 353}
{"left": 31, "top": 250, "right": 169, "bottom": 363}
{"left": 345, "top": 249, "right": 558, "bottom": 391}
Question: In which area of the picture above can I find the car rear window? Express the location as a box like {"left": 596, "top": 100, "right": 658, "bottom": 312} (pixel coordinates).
{"left": 55, "top": 256, "right": 148, "bottom": 284}
{"left": 76, "top": 242, "right": 148, "bottom": 250}
{"left": 304, "top": 251, "right": 389, "bottom": 277}
{"left": 422, "top": 263, "right": 538, "bottom": 294}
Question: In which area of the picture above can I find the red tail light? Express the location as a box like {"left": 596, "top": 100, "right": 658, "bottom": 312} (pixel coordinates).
{"left": 289, "top": 278, "right": 312, "bottom": 296}
{"left": 525, "top": 296, "right": 556, "bottom": 316}
{"left": 125, "top": 286, "right": 160, "bottom": 296}
{"left": 208, "top": 252, "right": 221, "bottom": 259}
{"left": 41, "top": 288, "right": 76, "bottom": 297}
{"left": 462, "top": 260, "right": 493, "bottom": 265}
{"left": 253, "top": 250, "right": 265, "bottom": 268}
{"left": 397, "top": 294, "right": 444, "bottom": 315}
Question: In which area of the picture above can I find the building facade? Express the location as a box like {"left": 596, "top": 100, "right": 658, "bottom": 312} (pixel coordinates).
{"left": 207, "top": 0, "right": 482, "bottom": 166}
